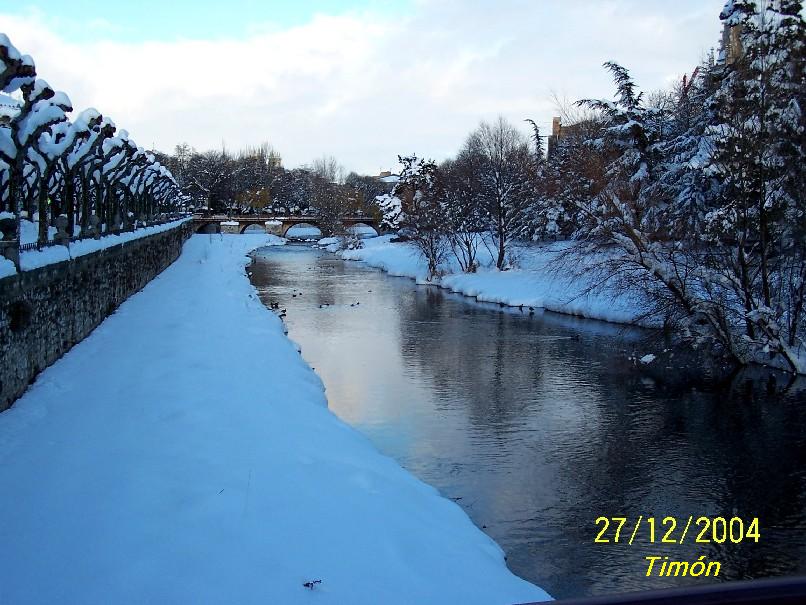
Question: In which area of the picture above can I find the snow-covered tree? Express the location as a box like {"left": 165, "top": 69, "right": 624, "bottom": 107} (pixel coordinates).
{"left": 569, "top": 62, "right": 747, "bottom": 362}
{"left": 464, "top": 117, "right": 533, "bottom": 269}
{"left": 393, "top": 155, "right": 449, "bottom": 278}
{"left": 695, "top": 0, "right": 806, "bottom": 369}
{"left": 184, "top": 149, "right": 238, "bottom": 212}
{"left": 441, "top": 150, "right": 487, "bottom": 272}
{"left": 375, "top": 191, "right": 403, "bottom": 232}
{"left": 554, "top": 3, "right": 805, "bottom": 372}
{"left": 536, "top": 116, "right": 607, "bottom": 240}
{"left": 0, "top": 32, "right": 180, "bottom": 257}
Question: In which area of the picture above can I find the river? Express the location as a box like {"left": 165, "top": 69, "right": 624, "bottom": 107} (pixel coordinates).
{"left": 249, "top": 243, "right": 806, "bottom": 599}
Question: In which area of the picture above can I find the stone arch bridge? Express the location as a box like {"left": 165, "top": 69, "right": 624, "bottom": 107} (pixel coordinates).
{"left": 192, "top": 214, "right": 379, "bottom": 238}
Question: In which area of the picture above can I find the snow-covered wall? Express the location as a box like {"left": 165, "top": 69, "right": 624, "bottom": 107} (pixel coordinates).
{"left": 0, "top": 222, "right": 193, "bottom": 411}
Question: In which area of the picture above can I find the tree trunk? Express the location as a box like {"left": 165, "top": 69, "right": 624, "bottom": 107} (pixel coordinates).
{"left": 759, "top": 205, "right": 771, "bottom": 308}
{"left": 737, "top": 243, "right": 755, "bottom": 339}
{"left": 37, "top": 181, "right": 49, "bottom": 243}
{"left": 65, "top": 177, "right": 75, "bottom": 237}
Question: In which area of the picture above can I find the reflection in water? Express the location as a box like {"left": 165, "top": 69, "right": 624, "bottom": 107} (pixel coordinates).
{"left": 249, "top": 244, "right": 806, "bottom": 599}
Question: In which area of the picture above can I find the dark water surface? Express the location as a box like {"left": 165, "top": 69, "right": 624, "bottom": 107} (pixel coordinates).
{"left": 249, "top": 244, "right": 806, "bottom": 599}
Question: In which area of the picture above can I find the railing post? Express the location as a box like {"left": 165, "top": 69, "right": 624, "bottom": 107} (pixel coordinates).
{"left": 54, "top": 214, "right": 71, "bottom": 247}
{"left": 0, "top": 214, "right": 21, "bottom": 270}
{"left": 88, "top": 214, "right": 101, "bottom": 239}
{"left": 0, "top": 236, "right": 20, "bottom": 270}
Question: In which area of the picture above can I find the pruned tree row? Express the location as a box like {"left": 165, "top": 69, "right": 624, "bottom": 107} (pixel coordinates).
{"left": 0, "top": 33, "right": 181, "bottom": 263}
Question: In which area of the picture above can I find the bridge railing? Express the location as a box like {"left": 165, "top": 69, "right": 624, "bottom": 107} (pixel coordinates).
{"left": 191, "top": 212, "right": 374, "bottom": 221}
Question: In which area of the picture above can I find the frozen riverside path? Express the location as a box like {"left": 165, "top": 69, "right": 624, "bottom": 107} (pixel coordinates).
{"left": 0, "top": 234, "right": 550, "bottom": 605}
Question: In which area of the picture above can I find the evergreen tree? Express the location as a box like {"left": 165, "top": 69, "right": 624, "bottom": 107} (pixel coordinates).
{"left": 700, "top": 0, "right": 805, "bottom": 368}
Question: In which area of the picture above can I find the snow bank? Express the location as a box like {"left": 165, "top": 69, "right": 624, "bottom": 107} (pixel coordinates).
{"left": 19, "top": 244, "right": 71, "bottom": 270}
{"left": 341, "top": 235, "right": 429, "bottom": 281}
{"left": 19, "top": 218, "right": 56, "bottom": 245}
{"left": 340, "top": 236, "right": 650, "bottom": 326}
{"left": 316, "top": 236, "right": 341, "bottom": 252}
{"left": 0, "top": 256, "right": 15, "bottom": 279}
{"left": 0, "top": 233, "right": 550, "bottom": 605}
{"left": 19, "top": 218, "right": 190, "bottom": 272}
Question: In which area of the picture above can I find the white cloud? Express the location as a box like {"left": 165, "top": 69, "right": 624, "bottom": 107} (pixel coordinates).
{"left": 1, "top": 1, "right": 724, "bottom": 173}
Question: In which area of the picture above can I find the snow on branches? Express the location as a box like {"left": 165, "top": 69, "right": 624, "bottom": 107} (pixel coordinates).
{"left": 0, "top": 33, "right": 180, "bottom": 252}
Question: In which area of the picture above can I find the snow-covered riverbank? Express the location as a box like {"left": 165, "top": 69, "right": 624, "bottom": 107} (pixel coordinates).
{"left": 335, "top": 237, "right": 806, "bottom": 374}
{"left": 0, "top": 234, "right": 550, "bottom": 604}
{"left": 338, "top": 235, "right": 650, "bottom": 326}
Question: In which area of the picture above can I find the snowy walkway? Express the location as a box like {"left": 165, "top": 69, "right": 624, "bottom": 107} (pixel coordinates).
{"left": 0, "top": 234, "right": 550, "bottom": 604}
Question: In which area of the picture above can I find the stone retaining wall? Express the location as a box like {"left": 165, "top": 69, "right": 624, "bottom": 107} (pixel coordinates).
{"left": 0, "top": 223, "right": 192, "bottom": 411}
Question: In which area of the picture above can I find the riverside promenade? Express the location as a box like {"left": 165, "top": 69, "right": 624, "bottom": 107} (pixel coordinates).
{"left": 0, "top": 234, "right": 550, "bottom": 605}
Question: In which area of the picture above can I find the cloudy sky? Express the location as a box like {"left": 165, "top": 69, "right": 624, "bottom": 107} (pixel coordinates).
{"left": 2, "top": 0, "right": 725, "bottom": 174}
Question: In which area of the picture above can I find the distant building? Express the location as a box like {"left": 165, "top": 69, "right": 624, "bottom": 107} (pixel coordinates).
{"left": 547, "top": 117, "right": 586, "bottom": 158}
{"left": 374, "top": 170, "right": 399, "bottom": 185}
{"left": 720, "top": 23, "right": 743, "bottom": 65}
{"left": 371, "top": 171, "right": 399, "bottom": 198}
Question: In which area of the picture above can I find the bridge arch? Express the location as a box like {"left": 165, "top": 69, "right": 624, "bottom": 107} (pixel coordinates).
{"left": 346, "top": 222, "right": 379, "bottom": 238}
{"left": 195, "top": 221, "right": 221, "bottom": 234}
{"left": 190, "top": 214, "right": 378, "bottom": 239}
{"left": 283, "top": 222, "right": 323, "bottom": 239}
{"left": 240, "top": 223, "right": 266, "bottom": 234}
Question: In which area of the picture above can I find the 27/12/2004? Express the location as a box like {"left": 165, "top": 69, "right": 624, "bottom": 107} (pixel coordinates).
{"left": 594, "top": 516, "right": 760, "bottom": 545}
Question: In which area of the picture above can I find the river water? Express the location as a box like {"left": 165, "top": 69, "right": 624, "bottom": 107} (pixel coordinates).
{"left": 249, "top": 243, "right": 806, "bottom": 599}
